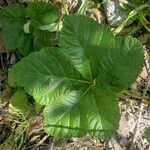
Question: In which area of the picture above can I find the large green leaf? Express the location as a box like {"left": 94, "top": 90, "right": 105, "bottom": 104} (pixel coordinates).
{"left": 59, "top": 15, "right": 144, "bottom": 94}
{"left": 9, "top": 48, "right": 119, "bottom": 138}
{"left": 8, "top": 15, "right": 144, "bottom": 138}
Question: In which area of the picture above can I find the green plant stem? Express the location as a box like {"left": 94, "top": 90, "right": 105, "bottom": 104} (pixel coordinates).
{"left": 127, "top": 24, "right": 142, "bottom": 35}
{"left": 139, "top": 13, "right": 150, "bottom": 25}
{"left": 130, "top": 75, "right": 150, "bottom": 149}
{"left": 114, "top": 4, "right": 150, "bottom": 34}
{"left": 138, "top": 13, "right": 150, "bottom": 32}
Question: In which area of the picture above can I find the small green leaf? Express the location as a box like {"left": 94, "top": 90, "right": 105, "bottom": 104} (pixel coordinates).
{"left": 145, "top": 127, "right": 150, "bottom": 142}
{"left": 10, "top": 89, "right": 31, "bottom": 115}
{"left": 23, "top": 21, "right": 30, "bottom": 34}
{"left": 27, "top": 1, "right": 60, "bottom": 27}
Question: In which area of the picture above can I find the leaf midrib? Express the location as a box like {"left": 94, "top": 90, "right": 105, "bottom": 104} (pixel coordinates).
{"left": 51, "top": 84, "right": 93, "bottom": 130}
{"left": 61, "top": 23, "right": 93, "bottom": 81}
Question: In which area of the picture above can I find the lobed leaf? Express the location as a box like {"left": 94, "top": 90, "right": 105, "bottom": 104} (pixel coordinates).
{"left": 8, "top": 15, "right": 144, "bottom": 138}
{"left": 59, "top": 15, "right": 144, "bottom": 94}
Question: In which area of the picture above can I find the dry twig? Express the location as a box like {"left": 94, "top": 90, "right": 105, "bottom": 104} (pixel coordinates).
{"left": 129, "top": 58, "right": 150, "bottom": 150}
